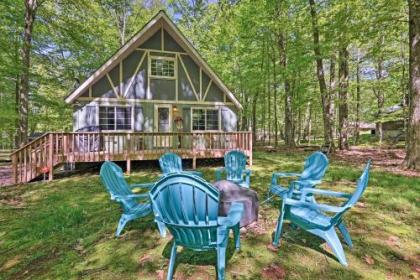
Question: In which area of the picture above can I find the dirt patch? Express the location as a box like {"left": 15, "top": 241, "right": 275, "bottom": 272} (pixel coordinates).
{"left": 332, "top": 147, "right": 420, "bottom": 177}
{"left": 261, "top": 263, "right": 286, "bottom": 280}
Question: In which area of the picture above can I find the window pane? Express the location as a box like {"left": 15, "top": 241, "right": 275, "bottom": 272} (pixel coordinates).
{"left": 192, "top": 109, "right": 205, "bottom": 131}
{"left": 100, "top": 106, "right": 131, "bottom": 130}
{"left": 99, "top": 107, "right": 115, "bottom": 130}
{"left": 151, "top": 58, "right": 174, "bottom": 77}
{"left": 116, "top": 107, "right": 132, "bottom": 130}
{"left": 206, "top": 109, "right": 219, "bottom": 130}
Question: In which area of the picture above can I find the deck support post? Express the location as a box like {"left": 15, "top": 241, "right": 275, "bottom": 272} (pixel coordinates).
{"left": 192, "top": 132, "right": 196, "bottom": 169}
{"left": 48, "top": 133, "right": 53, "bottom": 181}
{"left": 126, "top": 133, "right": 131, "bottom": 175}
{"left": 126, "top": 159, "right": 131, "bottom": 175}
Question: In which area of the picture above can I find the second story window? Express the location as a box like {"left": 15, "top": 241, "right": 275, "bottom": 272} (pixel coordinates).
{"left": 150, "top": 57, "right": 175, "bottom": 78}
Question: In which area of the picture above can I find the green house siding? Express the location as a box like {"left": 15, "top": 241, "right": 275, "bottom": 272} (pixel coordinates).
{"left": 139, "top": 29, "right": 161, "bottom": 50}
{"left": 72, "top": 18, "right": 239, "bottom": 132}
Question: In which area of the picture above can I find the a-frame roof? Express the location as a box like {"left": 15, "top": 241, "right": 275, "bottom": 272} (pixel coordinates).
{"left": 65, "top": 10, "right": 242, "bottom": 110}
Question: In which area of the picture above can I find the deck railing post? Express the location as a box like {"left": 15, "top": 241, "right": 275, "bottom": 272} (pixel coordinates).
{"left": 249, "top": 131, "right": 253, "bottom": 166}
{"left": 11, "top": 152, "right": 17, "bottom": 184}
{"left": 126, "top": 133, "right": 131, "bottom": 175}
{"left": 48, "top": 133, "right": 53, "bottom": 181}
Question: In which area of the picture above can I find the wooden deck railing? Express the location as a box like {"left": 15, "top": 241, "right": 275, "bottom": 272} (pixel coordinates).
{"left": 11, "top": 131, "right": 252, "bottom": 184}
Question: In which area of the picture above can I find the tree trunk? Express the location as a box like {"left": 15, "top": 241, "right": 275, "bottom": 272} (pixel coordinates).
{"left": 252, "top": 92, "right": 259, "bottom": 144}
{"left": 338, "top": 47, "right": 349, "bottom": 150}
{"left": 18, "top": 0, "right": 39, "bottom": 146}
{"left": 303, "top": 102, "right": 312, "bottom": 143}
{"left": 309, "top": 0, "right": 335, "bottom": 152}
{"left": 355, "top": 50, "right": 361, "bottom": 144}
{"left": 375, "top": 58, "right": 385, "bottom": 145}
{"left": 272, "top": 52, "right": 279, "bottom": 147}
{"left": 405, "top": 0, "right": 420, "bottom": 170}
{"left": 279, "top": 33, "right": 295, "bottom": 147}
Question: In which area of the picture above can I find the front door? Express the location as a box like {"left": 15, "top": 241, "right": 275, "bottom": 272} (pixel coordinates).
{"left": 154, "top": 105, "right": 172, "bottom": 147}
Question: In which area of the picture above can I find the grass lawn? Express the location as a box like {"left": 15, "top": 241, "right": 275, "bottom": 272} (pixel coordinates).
{"left": 0, "top": 151, "right": 419, "bottom": 279}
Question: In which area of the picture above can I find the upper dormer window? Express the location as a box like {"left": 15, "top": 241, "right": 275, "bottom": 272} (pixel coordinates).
{"left": 150, "top": 57, "right": 175, "bottom": 78}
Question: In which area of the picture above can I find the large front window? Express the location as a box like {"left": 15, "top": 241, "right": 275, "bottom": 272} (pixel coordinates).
{"left": 150, "top": 57, "right": 175, "bottom": 78}
{"left": 99, "top": 106, "right": 132, "bottom": 130}
{"left": 192, "top": 108, "right": 220, "bottom": 131}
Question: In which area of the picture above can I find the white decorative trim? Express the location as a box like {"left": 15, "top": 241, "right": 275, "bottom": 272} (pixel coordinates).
{"left": 137, "top": 48, "right": 186, "bottom": 55}
{"left": 77, "top": 97, "right": 234, "bottom": 106}
{"left": 203, "top": 80, "right": 212, "bottom": 101}
{"left": 106, "top": 73, "right": 119, "bottom": 97}
{"left": 199, "top": 68, "right": 202, "bottom": 100}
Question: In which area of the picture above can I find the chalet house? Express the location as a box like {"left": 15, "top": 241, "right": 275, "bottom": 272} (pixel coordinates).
{"left": 11, "top": 11, "right": 251, "bottom": 184}
{"left": 65, "top": 10, "right": 242, "bottom": 136}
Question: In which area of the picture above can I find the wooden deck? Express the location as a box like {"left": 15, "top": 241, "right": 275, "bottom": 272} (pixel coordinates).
{"left": 11, "top": 132, "right": 252, "bottom": 184}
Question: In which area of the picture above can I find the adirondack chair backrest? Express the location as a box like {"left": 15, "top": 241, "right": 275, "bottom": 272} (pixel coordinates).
{"left": 100, "top": 161, "right": 136, "bottom": 211}
{"left": 149, "top": 174, "right": 220, "bottom": 249}
{"left": 159, "top": 152, "right": 183, "bottom": 175}
{"left": 331, "top": 160, "right": 371, "bottom": 224}
{"left": 224, "top": 150, "right": 247, "bottom": 182}
{"left": 300, "top": 151, "right": 329, "bottom": 181}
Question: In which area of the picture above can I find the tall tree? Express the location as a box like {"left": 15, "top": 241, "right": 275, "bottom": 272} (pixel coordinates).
{"left": 17, "top": 0, "right": 42, "bottom": 146}
{"left": 405, "top": 0, "right": 420, "bottom": 169}
{"left": 338, "top": 47, "right": 349, "bottom": 149}
{"left": 308, "top": 0, "right": 335, "bottom": 152}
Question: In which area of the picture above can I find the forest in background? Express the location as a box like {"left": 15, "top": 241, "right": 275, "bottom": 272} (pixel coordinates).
{"left": 0, "top": 0, "right": 419, "bottom": 168}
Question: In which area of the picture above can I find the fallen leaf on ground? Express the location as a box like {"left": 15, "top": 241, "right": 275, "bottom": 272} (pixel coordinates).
{"left": 410, "top": 263, "right": 420, "bottom": 274}
{"left": 266, "top": 243, "right": 279, "bottom": 252}
{"left": 138, "top": 254, "right": 152, "bottom": 265}
{"left": 261, "top": 264, "right": 286, "bottom": 280}
{"left": 386, "top": 235, "right": 401, "bottom": 248}
{"left": 364, "top": 255, "right": 375, "bottom": 265}
{"left": 357, "top": 202, "right": 367, "bottom": 208}
{"left": 156, "top": 270, "right": 165, "bottom": 280}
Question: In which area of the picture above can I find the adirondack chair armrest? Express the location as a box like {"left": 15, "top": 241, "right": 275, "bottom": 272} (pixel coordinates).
{"left": 284, "top": 198, "right": 345, "bottom": 213}
{"left": 217, "top": 202, "right": 244, "bottom": 227}
{"left": 291, "top": 179, "right": 322, "bottom": 190}
{"left": 300, "top": 188, "right": 351, "bottom": 201}
{"left": 215, "top": 167, "right": 225, "bottom": 181}
{"left": 129, "top": 182, "right": 155, "bottom": 190}
{"left": 242, "top": 169, "right": 251, "bottom": 186}
{"left": 111, "top": 193, "right": 150, "bottom": 201}
{"left": 271, "top": 172, "right": 301, "bottom": 185}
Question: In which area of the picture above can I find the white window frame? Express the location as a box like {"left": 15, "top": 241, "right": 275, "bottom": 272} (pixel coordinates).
{"left": 149, "top": 55, "right": 176, "bottom": 80}
{"left": 99, "top": 105, "right": 133, "bottom": 132}
{"left": 191, "top": 107, "right": 221, "bottom": 132}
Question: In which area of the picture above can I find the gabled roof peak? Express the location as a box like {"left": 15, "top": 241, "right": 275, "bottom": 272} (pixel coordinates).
{"left": 65, "top": 10, "right": 242, "bottom": 109}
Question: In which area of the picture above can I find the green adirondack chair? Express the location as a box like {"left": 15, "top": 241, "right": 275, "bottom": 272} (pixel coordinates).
{"left": 266, "top": 151, "right": 329, "bottom": 202}
{"left": 149, "top": 173, "right": 244, "bottom": 280}
{"left": 159, "top": 152, "right": 202, "bottom": 177}
{"left": 100, "top": 161, "right": 165, "bottom": 237}
{"left": 272, "top": 161, "right": 371, "bottom": 266}
{"left": 215, "top": 150, "right": 251, "bottom": 188}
